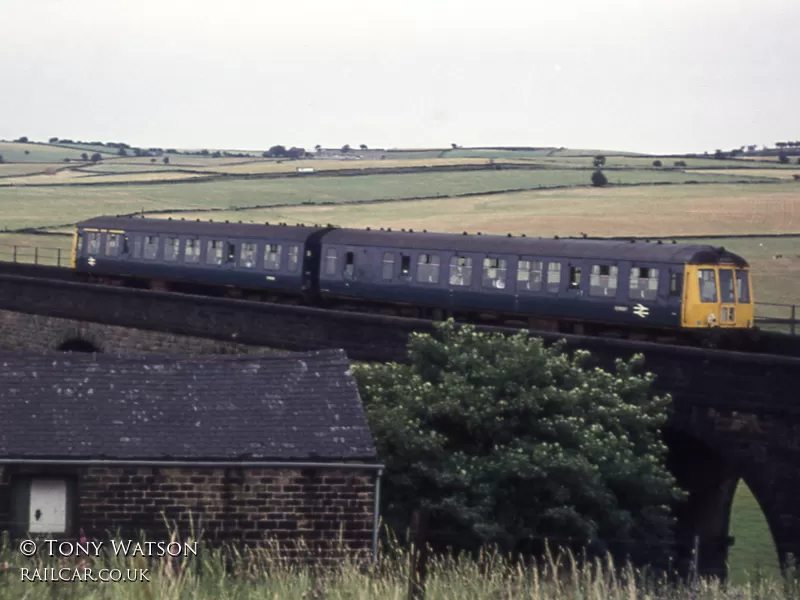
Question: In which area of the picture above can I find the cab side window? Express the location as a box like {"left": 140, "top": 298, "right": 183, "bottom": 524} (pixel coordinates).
{"left": 698, "top": 269, "right": 717, "bottom": 303}
{"left": 735, "top": 270, "right": 750, "bottom": 303}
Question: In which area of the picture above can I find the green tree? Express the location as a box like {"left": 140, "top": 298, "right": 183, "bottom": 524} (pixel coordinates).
{"left": 163, "top": 156, "right": 170, "bottom": 165}
{"left": 48, "top": 137, "right": 59, "bottom": 143}
{"left": 341, "top": 144, "right": 351, "bottom": 153}
{"left": 81, "top": 153, "right": 89, "bottom": 161}
{"left": 593, "top": 155, "right": 606, "bottom": 167}
{"left": 90, "top": 153, "right": 102, "bottom": 163}
{"left": 354, "top": 322, "right": 682, "bottom": 560}
{"left": 591, "top": 169, "right": 608, "bottom": 186}
{"left": 652, "top": 160, "right": 662, "bottom": 167}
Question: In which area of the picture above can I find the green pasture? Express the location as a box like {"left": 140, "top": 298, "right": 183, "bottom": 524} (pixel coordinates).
{"left": 0, "top": 169, "right": 767, "bottom": 231}
{"left": 728, "top": 481, "right": 781, "bottom": 586}
{"left": 442, "top": 148, "right": 557, "bottom": 159}
{"left": 0, "top": 163, "right": 71, "bottom": 177}
{"left": 45, "top": 142, "right": 121, "bottom": 155}
{"left": 0, "top": 141, "right": 108, "bottom": 163}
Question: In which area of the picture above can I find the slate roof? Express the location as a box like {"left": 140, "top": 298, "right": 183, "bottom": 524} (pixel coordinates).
{"left": 0, "top": 349, "right": 378, "bottom": 463}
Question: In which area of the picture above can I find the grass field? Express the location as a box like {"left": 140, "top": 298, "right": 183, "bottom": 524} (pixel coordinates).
{"left": 148, "top": 182, "right": 799, "bottom": 238}
{"left": 686, "top": 168, "right": 800, "bottom": 180}
{"left": 0, "top": 141, "right": 113, "bottom": 162}
{"left": 0, "top": 162, "right": 71, "bottom": 177}
{"left": 728, "top": 480, "right": 782, "bottom": 586}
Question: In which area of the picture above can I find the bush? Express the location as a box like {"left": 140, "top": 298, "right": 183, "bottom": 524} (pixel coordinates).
{"left": 591, "top": 169, "right": 608, "bottom": 186}
{"left": 354, "top": 321, "right": 682, "bottom": 562}
{"left": 652, "top": 160, "right": 662, "bottom": 167}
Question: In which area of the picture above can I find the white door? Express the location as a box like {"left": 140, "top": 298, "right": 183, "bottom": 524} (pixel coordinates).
{"left": 28, "top": 479, "right": 67, "bottom": 533}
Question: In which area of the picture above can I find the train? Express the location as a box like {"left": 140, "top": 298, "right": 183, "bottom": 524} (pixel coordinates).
{"left": 71, "top": 215, "right": 756, "bottom": 347}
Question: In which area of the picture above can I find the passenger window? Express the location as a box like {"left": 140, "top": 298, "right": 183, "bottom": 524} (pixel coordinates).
{"left": 517, "top": 259, "right": 543, "bottom": 292}
{"left": 266, "top": 243, "right": 283, "bottom": 271}
{"left": 568, "top": 266, "right": 582, "bottom": 290}
{"left": 184, "top": 238, "right": 200, "bottom": 263}
{"left": 416, "top": 254, "right": 440, "bottom": 284}
{"left": 589, "top": 264, "right": 618, "bottom": 297}
{"left": 629, "top": 267, "right": 659, "bottom": 301}
{"left": 133, "top": 236, "right": 142, "bottom": 258}
{"left": 287, "top": 245, "right": 300, "bottom": 272}
{"left": 143, "top": 235, "right": 159, "bottom": 260}
{"left": 736, "top": 270, "right": 750, "bottom": 303}
{"left": 718, "top": 269, "right": 735, "bottom": 303}
{"left": 87, "top": 232, "right": 101, "bottom": 255}
{"left": 449, "top": 256, "right": 473, "bottom": 286}
{"left": 226, "top": 242, "right": 236, "bottom": 263}
{"left": 344, "top": 251, "right": 355, "bottom": 279}
{"left": 546, "top": 262, "right": 561, "bottom": 293}
{"left": 164, "top": 237, "right": 179, "bottom": 262}
{"left": 105, "top": 233, "right": 120, "bottom": 257}
{"left": 482, "top": 257, "right": 507, "bottom": 289}
{"left": 400, "top": 254, "right": 411, "bottom": 276}
{"left": 382, "top": 252, "right": 395, "bottom": 280}
{"left": 240, "top": 242, "right": 257, "bottom": 268}
{"left": 206, "top": 240, "right": 223, "bottom": 265}
{"left": 121, "top": 235, "right": 129, "bottom": 255}
{"left": 670, "top": 272, "right": 682, "bottom": 297}
{"left": 324, "top": 248, "right": 336, "bottom": 275}
{"left": 698, "top": 269, "right": 717, "bottom": 303}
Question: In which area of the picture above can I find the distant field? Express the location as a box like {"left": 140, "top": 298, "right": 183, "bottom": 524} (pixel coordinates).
{"left": 529, "top": 156, "right": 796, "bottom": 169}
{"left": 442, "top": 149, "right": 556, "bottom": 159}
{"left": 0, "top": 170, "right": 770, "bottom": 230}
{"left": 686, "top": 168, "right": 800, "bottom": 180}
{"left": 46, "top": 142, "right": 120, "bottom": 155}
{"left": 0, "top": 169, "right": 213, "bottom": 186}
{"left": 0, "top": 142, "right": 110, "bottom": 163}
{"left": 152, "top": 182, "right": 799, "bottom": 238}
{"left": 0, "top": 163, "right": 71, "bottom": 177}
{"left": 79, "top": 163, "right": 194, "bottom": 174}
{"left": 728, "top": 481, "right": 781, "bottom": 586}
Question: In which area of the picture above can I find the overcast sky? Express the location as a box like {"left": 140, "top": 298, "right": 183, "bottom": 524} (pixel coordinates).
{"left": 1, "top": 0, "right": 798, "bottom": 154}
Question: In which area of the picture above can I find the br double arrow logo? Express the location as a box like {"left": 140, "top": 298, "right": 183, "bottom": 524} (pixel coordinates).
{"left": 633, "top": 303, "right": 649, "bottom": 318}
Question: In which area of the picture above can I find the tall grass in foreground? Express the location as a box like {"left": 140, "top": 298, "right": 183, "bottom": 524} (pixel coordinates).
{"left": 0, "top": 533, "right": 797, "bottom": 600}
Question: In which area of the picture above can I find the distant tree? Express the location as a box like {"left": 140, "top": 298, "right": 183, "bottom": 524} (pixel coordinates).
{"left": 341, "top": 144, "right": 351, "bottom": 153}
{"left": 64, "top": 158, "right": 70, "bottom": 162}
{"left": 24, "top": 150, "right": 29, "bottom": 155}
{"left": 713, "top": 149, "right": 725, "bottom": 159}
{"left": 451, "top": 143, "right": 458, "bottom": 149}
{"left": 593, "top": 155, "right": 606, "bottom": 167}
{"left": 591, "top": 169, "right": 608, "bottom": 187}
{"left": 200, "top": 149, "right": 210, "bottom": 156}
{"left": 163, "top": 156, "right": 170, "bottom": 165}
{"left": 49, "top": 137, "right": 59, "bottom": 143}
{"left": 314, "top": 144, "right": 322, "bottom": 153}
{"left": 747, "top": 144, "right": 757, "bottom": 153}
{"left": 150, "top": 158, "right": 157, "bottom": 163}
{"left": 81, "top": 153, "right": 89, "bottom": 161}
{"left": 674, "top": 160, "right": 687, "bottom": 167}
{"left": 267, "top": 145, "right": 287, "bottom": 158}
{"left": 166, "top": 149, "right": 177, "bottom": 154}
{"left": 90, "top": 153, "right": 102, "bottom": 163}
{"left": 16, "top": 136, "right": 29, "bottom": 143}
{"left": 776, "top": 142, "right": 787, "bottom": 149}
{"left": 211, "top": 151, "right": 222, "bottom": 158}
{"left": 652, "top": 160, "right": 662, "bottom": 167}
{"left": 778, "top": 152, "right": 789, "bottom": 164}
{"left": 118, "top": 147, "right": 128, "bottom": 157}
{"left": 286, "top": 147, "right": 305, "bottom": 159}
{"left": 360, "top": 144, "right": 368, "bottom": 150}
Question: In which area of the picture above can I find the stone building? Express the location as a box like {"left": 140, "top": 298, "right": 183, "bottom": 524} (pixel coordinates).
{"left": 0, "top": 349, "right": 381, "bottom": 560}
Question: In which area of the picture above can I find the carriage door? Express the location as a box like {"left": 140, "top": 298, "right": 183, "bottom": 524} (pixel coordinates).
{"left": 717, "top": 268, "right": 736, "bottom": 326}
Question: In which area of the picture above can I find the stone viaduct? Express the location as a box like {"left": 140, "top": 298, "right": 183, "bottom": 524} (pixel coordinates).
{"left": 0, "top": 266, "right": 798, "bottom": 578}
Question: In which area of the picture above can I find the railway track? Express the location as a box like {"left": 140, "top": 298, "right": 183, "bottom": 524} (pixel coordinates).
{"left": 1, "top": 261, "right": 798, "bottom": 358}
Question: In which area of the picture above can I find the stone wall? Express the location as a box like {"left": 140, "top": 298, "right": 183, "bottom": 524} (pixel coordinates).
{"left": 0, "top": 466, "right": 376, "bottom": 560}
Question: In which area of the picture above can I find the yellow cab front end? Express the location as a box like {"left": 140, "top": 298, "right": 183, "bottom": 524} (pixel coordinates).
{"left": 682, "top": 261, "right": 754, "bottom": 330}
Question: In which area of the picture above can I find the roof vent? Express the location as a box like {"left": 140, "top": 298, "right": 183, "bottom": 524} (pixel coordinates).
{"left": 507, "top": 233, "right": 512, "bottom": 237}
{"left": 657, "top": 240, "right": 663, "bottom": 244}
{"left": 387, "top": 228, "right": 392, "bottom": 231}
{"left": 209, "top": 219, "right": 214, "bottom": 222}
{"left": 462, "top": 231, "right": 468, "bottom": 235}
{"left": 181, "top": 217, "right": 185, "bottom": 221}
{"left": 238, "top": 220, "right": 242, "bottom": 223}
{"left": 423, "top": 229, "right": 427, "bottom": 233}
{"left": 401, "top": 228, "right": 406, "bottom": 232}
{"left": 672, "top": 240, "right": 677, "bottom": 244}
{"left": 225, "top": 220, "right": 229, "bottom": 223}
{"left": 554, "top": 235, "right": 559, "bottom": 239}
{"left": 521, "top": 234, "right": 526, "bottom": 237}
{"left": 380, "top": 227, "right": 384, "bottom": 231}
{"left": 366, "top": 227, "right": 371, "bottom": 231}
{"left": 265, "top": 221, "right": 270, "bottom": 225}
{"left": 196, "top": 219, "right": 200, "bottom": 222}
{"left": 477, "top": 232, "right": 482, "bottom": 235}
{"left": 168, "top": 217, "right": 172, "bottom": 220}
{"left": 409, "top": 229, "right": 414, "bottom": 233}
{"left": 630, "top": 239, "right": 635, "bottom": 243}
{"left": 719, "top": 246, "right": 725, "bottom": 252}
